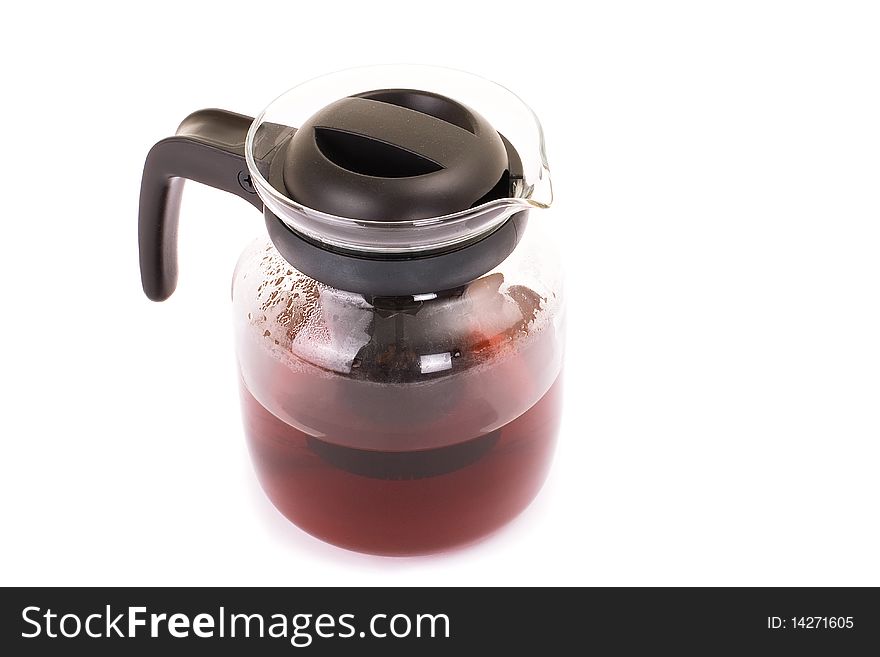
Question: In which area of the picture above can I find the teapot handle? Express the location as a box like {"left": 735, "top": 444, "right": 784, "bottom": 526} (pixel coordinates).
{"left": 138, "top": 109, "right": 262, "bottom": 301}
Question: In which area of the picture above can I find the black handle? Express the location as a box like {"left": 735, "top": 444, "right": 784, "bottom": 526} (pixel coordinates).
{"left": 138, "top": 109, "right": 263, "bottom": 301}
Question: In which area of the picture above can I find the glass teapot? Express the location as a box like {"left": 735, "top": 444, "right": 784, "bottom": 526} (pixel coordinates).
{"left": 139, "top": 66, "right": 564, "bottom": 555}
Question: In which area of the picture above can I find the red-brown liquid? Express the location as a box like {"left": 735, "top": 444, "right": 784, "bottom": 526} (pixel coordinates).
{"left": 241, "top": 374, "right": 562, "bottom": 555}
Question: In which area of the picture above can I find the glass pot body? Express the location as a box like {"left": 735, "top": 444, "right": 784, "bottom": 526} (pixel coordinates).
{"left": 232, "top": 222, "right": 565, "bottom": 555}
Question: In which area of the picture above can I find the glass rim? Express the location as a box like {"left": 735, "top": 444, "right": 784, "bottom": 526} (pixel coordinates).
{"left": 244, "top": 64, "right": 552, "bottom": 254}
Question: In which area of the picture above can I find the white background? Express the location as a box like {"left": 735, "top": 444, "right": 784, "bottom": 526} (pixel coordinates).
{"left": 2, "top": 1, "right": 879, "bottom": 586}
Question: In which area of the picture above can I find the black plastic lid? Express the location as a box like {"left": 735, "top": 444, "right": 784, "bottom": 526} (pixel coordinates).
{"left": 280, "top": 90, "right": 512, "bottom": 222}
{"left": 259, "top": 90, "right": 527, "bottom": 295}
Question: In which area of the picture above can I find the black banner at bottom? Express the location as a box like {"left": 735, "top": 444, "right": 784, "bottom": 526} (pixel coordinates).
{"left": 1, "top": 587, "right": 877, "bottom": 654}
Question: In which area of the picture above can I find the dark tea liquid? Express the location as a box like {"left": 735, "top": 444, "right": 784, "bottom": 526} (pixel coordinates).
{"left": 241, "top": 373, "right": 562, "bottom": 555}
{"left": 234, "top": 250, "right": 564, "bottom": 555}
